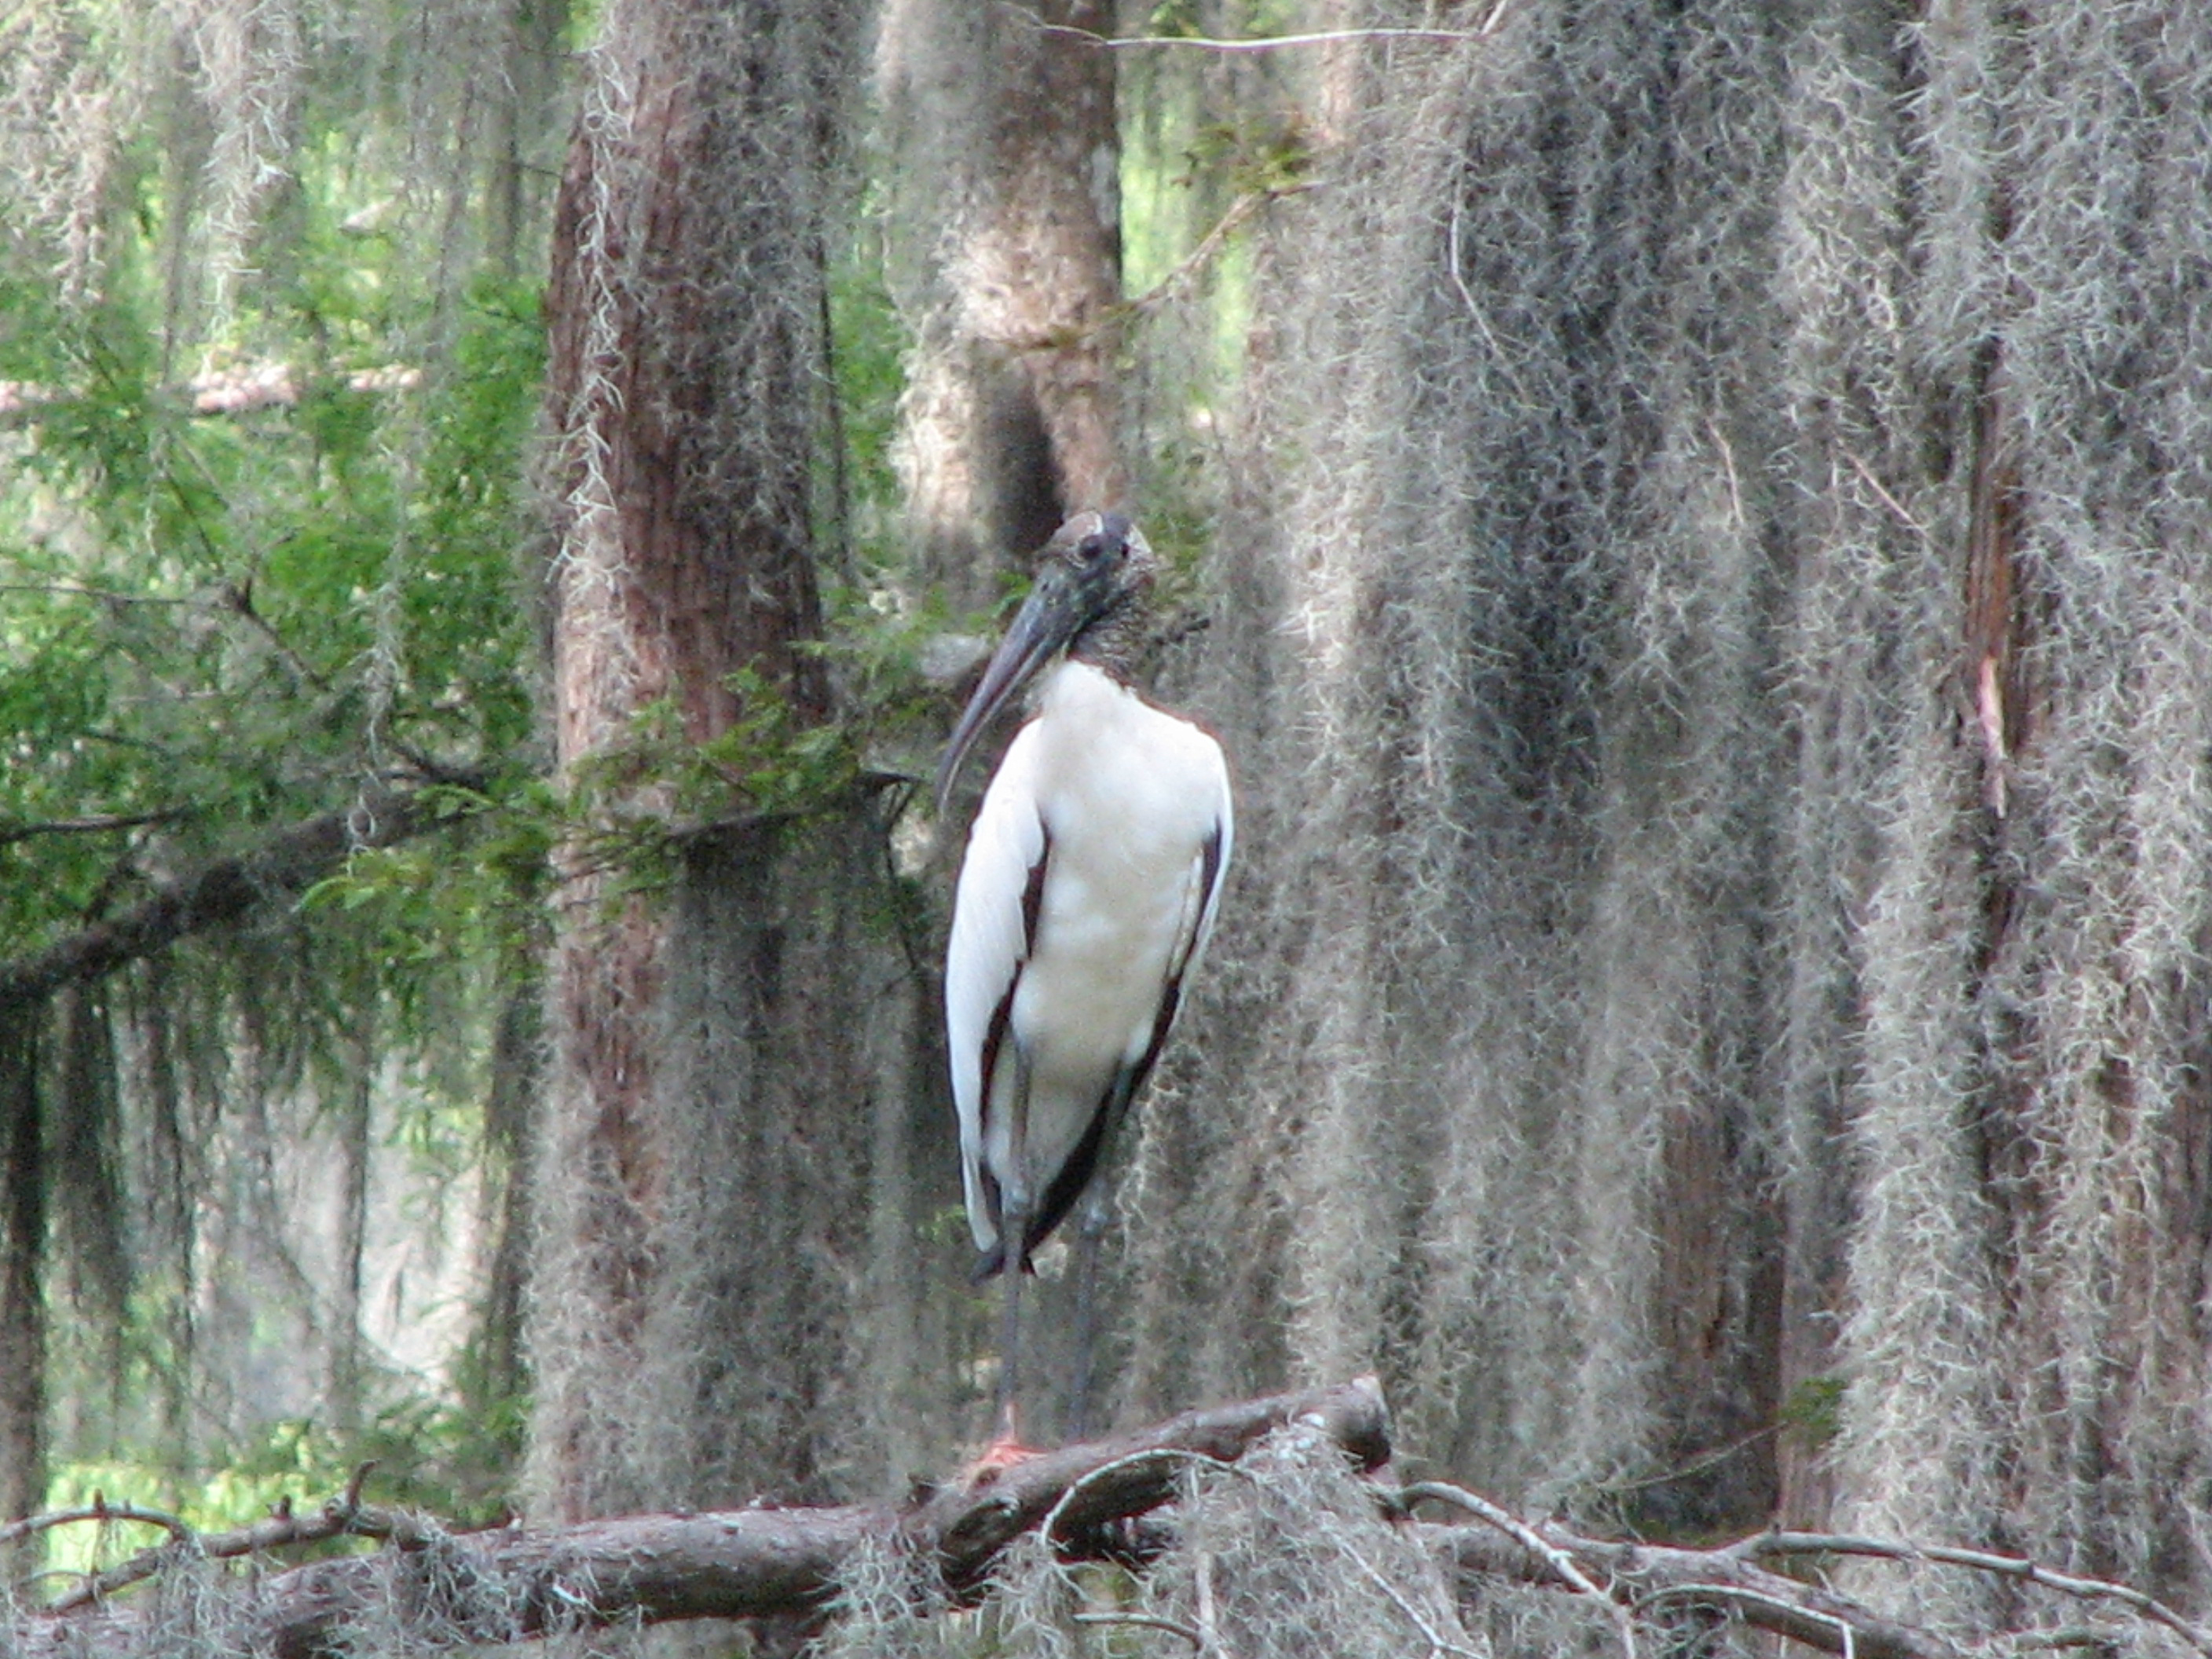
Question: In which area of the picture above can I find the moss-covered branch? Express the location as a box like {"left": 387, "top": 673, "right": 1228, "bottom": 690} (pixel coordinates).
{"left": 16, "top": 1379, "right": 2199, "bottom": 1659}
{"left": 13, "top": 1381, "right": 1391, "bottom": 1657}
{"left": 0, "top": 775, "right": 482, "bottom": 1014}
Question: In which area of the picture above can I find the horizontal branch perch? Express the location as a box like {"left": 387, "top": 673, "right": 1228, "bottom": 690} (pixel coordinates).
{"left": 22, "top": 1384, "right": 2193, "bottom": 1659}
{"left": 0, "top": 1499, "right": 192, "bottom": 1551}
{"left": 16, "top": 1380, "right": 1392, "bottom": 1659}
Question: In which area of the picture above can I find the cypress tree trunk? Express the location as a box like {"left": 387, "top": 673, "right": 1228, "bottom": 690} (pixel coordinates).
{"left": 524, "top": 0, "right": 926, "bottom": 1518}
{"left": 877, "top": 0, "right": 1126, "bottom": 606}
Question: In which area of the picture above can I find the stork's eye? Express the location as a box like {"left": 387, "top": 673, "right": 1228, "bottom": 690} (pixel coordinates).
{"left": 1079, "top": 536, "right": 1110, "bottom": 564}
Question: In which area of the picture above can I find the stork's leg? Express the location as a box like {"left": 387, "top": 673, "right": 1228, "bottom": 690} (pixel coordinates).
{"left": 991, "top": 1049, "right": 1036, "bottom": 1449}
{"left": 1066, "top": 1188, "right": 1111, "bottom": 1440}
{"left": 994, "top": 1186, "right": 1032, "bottom": 1446}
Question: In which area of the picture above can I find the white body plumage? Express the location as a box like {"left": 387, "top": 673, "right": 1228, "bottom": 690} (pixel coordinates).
{"left": 946, "top": 657, "right": 1232, "bottom": 1270}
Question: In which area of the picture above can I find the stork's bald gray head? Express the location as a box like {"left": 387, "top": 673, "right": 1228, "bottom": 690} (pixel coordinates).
{"left": 935, "top": 511, "right": 1157, "bottom": 812}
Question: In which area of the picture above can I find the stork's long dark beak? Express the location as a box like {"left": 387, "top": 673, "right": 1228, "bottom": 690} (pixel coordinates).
{"left": 936, "top": 560, "right": 1092, "bottom": 815}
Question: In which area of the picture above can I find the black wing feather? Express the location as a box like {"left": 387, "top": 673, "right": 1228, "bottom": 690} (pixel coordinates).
{"left": 970, "top": 826, "right": 1053, "bottom": 1281}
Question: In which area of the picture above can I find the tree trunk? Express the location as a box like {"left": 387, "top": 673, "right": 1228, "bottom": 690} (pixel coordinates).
{"left": 487, "top": 0, "right": 573, "bottom": 279}
{"left": 525, "top": 0, "right": 925, "bottom": 1519}
{"left": 328, "top": 1014, "right": 373, "bottom": 1434}
{"left": 466, "top": 951, "right": 539, "bottom": 1419}
{"left": 877, "top": 0, "right": 1126, "bottom": 606}
{"left": 0, "top": 1005, "right": 46, "bottom": 1571}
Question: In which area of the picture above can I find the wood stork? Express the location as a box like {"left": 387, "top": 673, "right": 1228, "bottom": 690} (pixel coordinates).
{"left": 938, "top": 511, "right": 1232, "bottom": 1445}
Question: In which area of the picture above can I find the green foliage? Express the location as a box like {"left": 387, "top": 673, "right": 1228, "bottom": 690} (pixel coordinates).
{"left": 1176, "top": 114, "right": 1315, "bottom": 200}
{"left": 0, "top": 257, "right": 544, "bottom": 947}
{"left": 1779, "top": 1375, "right": 1847, "bottom": 1452}
{"left": 302, "top": 780, "right": 551, "bottom": 958}
{"left": 42, "top": 1395, "right": 524, "bottom": 1578}
{"left": 0, "top": 0, "right": 559, "bottom": 1548}
{"left": 1140, "top": 0, "right": 1318, "bottom": 41}
{"left": 826, "top": 206, "right": 912, "bottom": 561}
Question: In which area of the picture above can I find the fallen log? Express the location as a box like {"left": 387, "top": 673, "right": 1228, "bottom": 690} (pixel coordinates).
{"left": 23, "top": 1382, "right": 2170, "bottom": 1659}
{"left": 14, "top": 1380, "right": 1392, "bottom": 1658}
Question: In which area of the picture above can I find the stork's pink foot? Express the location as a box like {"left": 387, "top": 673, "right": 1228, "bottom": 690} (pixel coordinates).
{"left": 965, "top": 1432, "right": 1044, "bottom": 1485}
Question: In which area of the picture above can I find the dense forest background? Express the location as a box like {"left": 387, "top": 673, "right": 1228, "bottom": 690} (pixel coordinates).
{"left": 5, "top": 0, "right": 2212, "bottom": 1653}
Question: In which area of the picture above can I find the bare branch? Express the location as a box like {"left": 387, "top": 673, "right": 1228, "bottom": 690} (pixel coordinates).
{"left": 1841, "top": 449, "right": 1928, "bottom": 537}
{"left": 217, "top": 579, "right": 333, "bottom": 695}
{"left": 1002, "top": 182, "right": 1321, "bottom": 353}
{"left": 1634, "top": 1582, "right": 1861, "bottom": 1659}
{"left": 1017, "top": 6, "right": 1512, "bottom": 52}
{"left": 1406, "top": 1482, "right": 1639, "bottom": 1659}
{"left": 1124, "top": 190, "right": 1276, "bottom": 313}
{"left": 1740, "top": 1534, "right": 2212, "bottom": 1657}
{"left": 1421, "top": 1507, "right": 1957, "bottom": 1659}
{"left": 43, "top": 1462, "right": 409, "bottom": 1613}
{"left": 1072, "top": 1610, "right": 1203, "bottom": 1646}
{"left": 0, "top": 810, "right": 198, "bottom": 847}
{"left": 0, "top": 1500, "right": 194, "bottom": 1549}
{"left": 0, "top": 581, "right": 199, "bottom": 606}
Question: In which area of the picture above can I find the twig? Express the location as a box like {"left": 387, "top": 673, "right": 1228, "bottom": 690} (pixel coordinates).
{"left": 1040, "top": 1448, "right": 1235, "bottom": 1555}
{"left": 1708, "top": 416, "right": 1746, "bottom": 533}
{"left": 2010, "top": 1628, "right": 2138, "bottom": 1650}
{"left": 1332, "top": 1527, "right": 1484, "bottom": 1657}
{"left": 1637, "top": 1582, "right": 1856, "bottom": 1659}
{"left": 1444, "top": 197, "right": 1536, "bottom": 406}
{"left": 1126, "top": 189, "right": 1302, "bottom": 317}
{"left": 218, "top": 579, "right": 334, "bottom": 694}
{"left": 0, "top": 810, "right": 197, "bottom": 847}
{"left": 339, "top": 1460, "right": 379, "bottom": 1517}
{"left": 1841, "top": 450, "right": 1927, "bottom": 537}
{"left": 1074, "top": 1609, "right": 1203, "bottom": 1646}
{"left": 1445, "top": 201, "right": 1504, "bottom": 356}
{"left": 1022, "top": 7, "right": 1510, "bottom": 51}
{"left": 1738, "top": 1534, "right": 2212, "bottom": 1658}
{"left": 1195, "top": 1547, "right": 1226, "bottom": 1657}
{"left": 1432, "top": 1521, "right": 1950, "bottom": 1659}
{"left": 1042, "top": 24, "right": 1481, "bottom": 50}
{"left": 46, "top": 1465, "right": 403, "bottom": 1613}
{"left": 0, "top": 1500, "right": 194, "bottom": 1549}
{"left": 998, "top": 184, "right": 1320, "bottom": 355}
{"left": 0, "top": 581, "right": 198, "bottom": 606}
{"left": 1403, "top": 1481, "right": 1638, "bottom": 1659}
{"left": 1584, "top": 1423, "right": 1777, "bottom": 1500}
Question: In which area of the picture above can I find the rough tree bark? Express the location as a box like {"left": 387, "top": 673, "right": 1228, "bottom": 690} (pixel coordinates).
{"left": 877, "top": 0, "right": 1127, "bottom": 612}
{"left": 525, "top": 0, "right": 925, "bottom": 1519}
